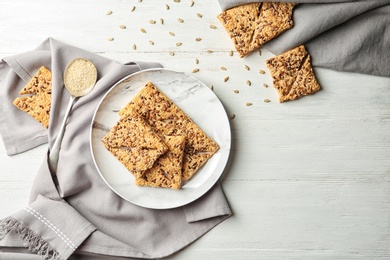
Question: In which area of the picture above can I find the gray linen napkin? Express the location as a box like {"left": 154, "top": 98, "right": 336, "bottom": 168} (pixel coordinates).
{"left": 0, "top": 38, "right": 231, "bottom": 259}
{"left": 218, "top": 0, "right": 390, "bottom": 78}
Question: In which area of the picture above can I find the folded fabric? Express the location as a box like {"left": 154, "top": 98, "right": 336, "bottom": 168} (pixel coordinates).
{"left": 218, "top": 0, "right": 390, "bottom": 78}
{"left": 0, "top": 38, "right": 231, "bottom": 259}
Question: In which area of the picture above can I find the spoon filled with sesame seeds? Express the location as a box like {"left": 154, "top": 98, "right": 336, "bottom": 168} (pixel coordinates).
{"left": 48, "top": 58, "right": 97, "bottom": 173}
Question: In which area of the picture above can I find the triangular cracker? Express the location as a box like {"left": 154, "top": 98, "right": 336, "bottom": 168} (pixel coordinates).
{"left": 13, "top": 66, "right": 52, "bottom": 128}
{"left": 120, "top": 82, "right": 219, "bottom": 181}
{"left": 136, "top": 135, "right": 186, "bottom": 190}
{"left": 266, "top": 45, "right": 321, "bottom": 102}
{"left": 217, "top": 2, "right": 297, "bottom": 58}
{"left": 101, "top": 115, "right": 168, "bottom": 175}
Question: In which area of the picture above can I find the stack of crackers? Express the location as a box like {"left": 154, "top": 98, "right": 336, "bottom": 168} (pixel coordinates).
{"left": 101, "top": 82, "right": 219, "bottom": 190}
{"left": 13, "top": 66, "right": 52, "bottom": 128}
{"left": 218, "top": 2, "right": 321, "bottom": 102}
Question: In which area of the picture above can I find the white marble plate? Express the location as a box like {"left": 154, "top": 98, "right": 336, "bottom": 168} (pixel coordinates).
{"left": 90, "top": 68, "right": 231, "bottom": 209}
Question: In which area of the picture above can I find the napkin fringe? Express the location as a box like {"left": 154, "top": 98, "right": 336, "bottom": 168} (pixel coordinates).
{"left": 0, "top": 217, "right": 60, "bottom": 260}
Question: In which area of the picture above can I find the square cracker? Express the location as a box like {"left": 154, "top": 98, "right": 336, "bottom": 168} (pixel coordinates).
{"left": 13, "top": 66, "right": 52, "bottom": 128}
{"left": 266, "top": 45, "right": 321, "bottom": 102}
{"left": 136, "top": 135, "right": 186, "bottom": 190}
{"left": 119, "top": 82, "right": 219, "bottom": 181}
{"left": 101, "top": 115, "right": 168, "bottom": 175}
{"left": 217, "top": 2, "right": 297, "bottom": 58}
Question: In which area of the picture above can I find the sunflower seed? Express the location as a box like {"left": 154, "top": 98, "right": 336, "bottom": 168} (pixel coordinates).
{"left": 224, "top": 76, "right": 229, "bottom": 82}
{"left": 264, "top": 99, "right": 271, "bottom": 103}
{"left": 149, "top": 20, "right": 156, "bottom": 24}
{"left": 176, "top": 42, "right": 182, "bottom": 46}
{"left": 244, "top": 65, "right": 250, "bottom": 70}
{"left": 220, "top": 66, "right": 227, "bottom": 71}
{"left": 259, "top": 69, "right": 265, "bottom": 74}
{"left": 169, "top": 32, "right": 175, "bottom": 36}
{"left": 192, "top": 68, "right": 199, "bottom": 73}
{"left": 210, "top": 25, "right": 217, "bottom": 29}
{"left": 130, "top": 6, "right": 135, "bottom": 12}
{"left": 178, "top": 18, "right": 184, "bottom": 23}
{"left": 140, "top": 28, "right": 146, "bottom": 33}
{"left": 246, "top": 80, "right": 251, "bottom": 86}
{"left": 106, "top": 10, "right": 113, "bottom": 15}
{"left": 246, "top": 102, "right": 253, "bottom": 106}
{"left": 119, "top": 25, "right": 126, "bottom": 29}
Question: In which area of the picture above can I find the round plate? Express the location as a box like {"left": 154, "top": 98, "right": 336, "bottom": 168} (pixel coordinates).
{"left": 90, "top": 68, "right": 231, "bottom": 209}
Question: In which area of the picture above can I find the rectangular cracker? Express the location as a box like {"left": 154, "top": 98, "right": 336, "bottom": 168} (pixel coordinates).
{"left": 101, "top": 115, "right": 168, "bottom": 175}
{"left": 217, "top": 2, "right": 297, "bottom": 58}
{"left": 119, "top": 82, "right": 219, "bottom": 181}
{"left": 13, "top": 66, "right": 52, "bottom": 128}
{"left": 136, "top": 135, "right": 186, "bottom": 190}
{"left": 266, "top": 45, "right": 321, "bottom": 102}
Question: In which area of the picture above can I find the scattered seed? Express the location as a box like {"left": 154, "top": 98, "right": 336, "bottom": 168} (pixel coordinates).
{"left": 246, "top": 102, "right": 253, "bottom": 106}
{"left": 130, "top": 6, "right": 135, "bottom": 12}
{"left": 264, "top": 99, "right": 271, "bottom": 103}
{"left": 259, "top": 69, "right": 265, "bottom": 74}
{"left": 106, "top": 10, "right": 113, "bottom": 15}
{"left": 173, "top": 0, "right": 180, "bottom": 2}
{"left": 220, "top": 66, "right": 227, "bottom": 71}
{"left": 197, "top": 13, "right": 203, "bottom": 18}
{"left": 165, "top": 4, "right": 170, "bottom": 10}
{"left": 195, "top": 58, "right": 199, "bottom": 64}
{"left": 192, "top": 68, "right": 199, "bottom": 73}
{"left": 195, "top": 38, "right": 202, "bottom": 42}
{"left": 178, "top": 18, "right": 184, "bottom": 23}
{"left": 233, "top": 89, "right": 239, "bottom": 93}
{"left": 119, "top": 25, "right": 126, "bottom": 29}
{"left": 176, "top": 42, "right": 182, "bottom": 47}
{"left": 149, "top": 40, "right": 154, "bottom": 45}
{"left": 229, "top": 50, "right": 233, "bottom": 56}
{"left": 207, "top": 50, "right": 213, "bottom": 53}
{"left": 169, "top": 32, "right": 175, "bottom": 36}
{"left": 149, "top": 20, "right": 156, "bottom": 24}
{"left": 140, "top": 28, "right": 146, "bottom": 33}
{"left": 210, "top": 85, "right": 214, "bottom": 91}
{"left": 107, "top": 37, "right": 114, "bottom": 41}
{"left": 210, "top": 25, "right": 217, "bottom": 29}
{"left": 262, "top": 83, "right": 268, "bottom": 88}
{"left": 258, "top": 49, "right": 262, "bottom": 56}
{"left": 169, "top": 51, "right": 175, "bottom": 56}
{"left": 244, "top": 65, "right": 250, "bottom": 70}
{"left": 138, "top": 0, "right": 142, "bottom": 2}
{"left": 246, "top": 80, "right": 251, "bottom": 86}
{"left": 160, "top": 18, "right": 164, "bottom": 25}
{"left": 190, "top": 0, "right": 194, "bottom": 7}
{"left": 132, "top": 44, "right": 137, "bottom": 50}
{"left": 230, "top": 113, "right": 236, "bottom": 120}
{"left": 224, "top": 76, "right": 229, "bottom": 82}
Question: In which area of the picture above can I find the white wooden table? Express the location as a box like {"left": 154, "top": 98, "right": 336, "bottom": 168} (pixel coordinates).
{"left": 1, "top": 1, "right": 390, "bottom": 259}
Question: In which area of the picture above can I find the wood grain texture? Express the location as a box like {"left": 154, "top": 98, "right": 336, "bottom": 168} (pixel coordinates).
{"left": 1, "top": 0, "right": 390, "bottom": 259}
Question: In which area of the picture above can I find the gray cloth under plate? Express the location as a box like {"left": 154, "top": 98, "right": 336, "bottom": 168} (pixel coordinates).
{"left": 0, "top": 38, "right": 231, "bottom": 260}
{"left": 218, "top": 0, "right": 390, "bottom": 78}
